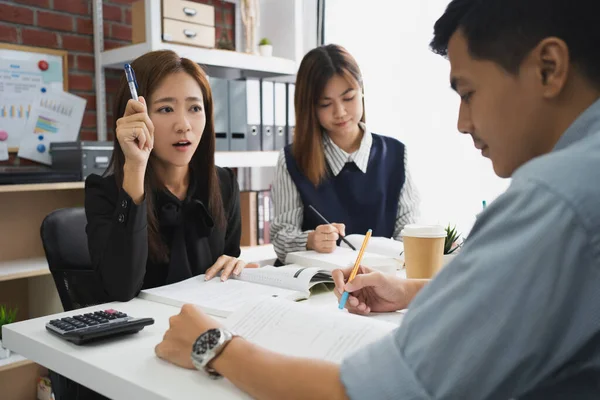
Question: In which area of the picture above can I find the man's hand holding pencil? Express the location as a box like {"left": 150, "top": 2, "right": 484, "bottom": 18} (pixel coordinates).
{"left": 333, "top": 265, "right": 414, "bottom": 315}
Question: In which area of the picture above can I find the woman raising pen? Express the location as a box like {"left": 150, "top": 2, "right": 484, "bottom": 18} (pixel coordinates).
{"left": 85, "top": 50, "right": 255, "bottom": 302}
{"left": 271, "top": 44, "right": 420, "bottom": 263}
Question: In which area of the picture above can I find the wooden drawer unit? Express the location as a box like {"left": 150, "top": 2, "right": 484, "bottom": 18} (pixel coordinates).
{"left": 162, "top": 0, "right": 215, "bottom": 26}
{"left": 132, "top": 0, "right": 215, "bottom": 48}
{"left": 162, "top": 19, "right": 215, "bottom": 48}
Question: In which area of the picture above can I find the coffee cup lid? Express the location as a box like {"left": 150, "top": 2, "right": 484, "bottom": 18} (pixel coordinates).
{"left": 401, "top": 224, "right": 446, "bottom": 238}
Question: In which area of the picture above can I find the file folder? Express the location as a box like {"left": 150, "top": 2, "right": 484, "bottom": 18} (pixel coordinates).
{"left": 261, "top": 80, "right": 275, "bottom": 151}
{"left": 287, "top": 83, "right": 296, "bottom": 145}
{"left": 209, "top": 77, "right": 230, "bottom": 151}
{"left": 274, "top": 82, "right": 287, "bottom": 150}
{"left": 229, "top": 79, "right": 262, "bottom": 151}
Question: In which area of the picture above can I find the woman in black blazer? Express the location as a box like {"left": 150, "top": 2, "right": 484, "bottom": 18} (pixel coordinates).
{"left": 85, "top": 50, "right": 254, "bottom": 302}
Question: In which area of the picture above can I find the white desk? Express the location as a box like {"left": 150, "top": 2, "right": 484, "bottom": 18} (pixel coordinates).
{"left": 2, "top": 274, "right": 405, "bottom": 400}
{"left": 2, "top": 299, "right": 252, "bottom": 400}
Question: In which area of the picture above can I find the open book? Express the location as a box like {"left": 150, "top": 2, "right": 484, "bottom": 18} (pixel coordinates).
{"left": 139, "top": 265, "right": 333, "bottom": 317}
{"left": 285, "top": 246, "right": 402, "bottom": 274}
{"left": 225, "top": 297, "right": 397, "bottom": 363}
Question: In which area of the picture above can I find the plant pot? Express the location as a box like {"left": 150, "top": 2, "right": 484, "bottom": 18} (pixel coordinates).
{"left": 258, "top": 44, "right": 273, "bottom": 57}
{"left": 0, "top": 339, "right": 10, "bottom": 359}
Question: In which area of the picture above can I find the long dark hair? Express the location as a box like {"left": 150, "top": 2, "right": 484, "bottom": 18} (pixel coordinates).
{"left": 107, "top": 50, "right": 225, "bottom": 262}
{"left": 292, "top": 44, "right": 366, "bottom": 186}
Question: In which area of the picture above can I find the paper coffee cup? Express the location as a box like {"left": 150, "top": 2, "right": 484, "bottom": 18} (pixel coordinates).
{"left": 401, "top": 225, "right": 446, "bottom": 279}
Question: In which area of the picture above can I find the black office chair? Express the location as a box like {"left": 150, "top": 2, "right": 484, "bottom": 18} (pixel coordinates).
{"left": 40, "top": 207, "right": 109, "bottom": 400}
{"left": 40, "top": 207, "right": 109, "bottom": 311}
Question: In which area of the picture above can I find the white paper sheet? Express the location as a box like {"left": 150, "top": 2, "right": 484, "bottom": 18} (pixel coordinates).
{"left": 342, "top": 235, "right": 405, "bottom": 259}
{"left": 226, "top": 298, "right": 397, "bottom": 363}
{"left": 17, "top": 91, "right": 86, "bottom": 165}
{"left": 0, "top": 143, "right": 8, "bottom": 161}
{"left": 0, "top": 95, "right": 32, "bottom": 150}
{"left": 0, "top": 57, "right": 64, "bottom": 149}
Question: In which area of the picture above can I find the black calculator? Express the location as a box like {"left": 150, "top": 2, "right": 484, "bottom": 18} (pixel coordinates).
{"left": 45, "top": 309, "right": 154, "bottom": 345}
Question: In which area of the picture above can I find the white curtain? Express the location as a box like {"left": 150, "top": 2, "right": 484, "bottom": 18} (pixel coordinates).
{"left": 324, "top": 0, "right": 510, "bottom": 236}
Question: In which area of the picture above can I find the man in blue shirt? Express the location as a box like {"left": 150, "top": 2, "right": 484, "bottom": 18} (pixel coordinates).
{"left": 156, "top": 0, "right": 600, "bottom": 398}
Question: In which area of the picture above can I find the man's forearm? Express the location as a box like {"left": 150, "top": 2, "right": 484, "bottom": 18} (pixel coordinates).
{"left": 212, "top": 338, "right": 348, "bottom": 400}
{"left": 406, "top": 279, "right": 429, "bottom": 307}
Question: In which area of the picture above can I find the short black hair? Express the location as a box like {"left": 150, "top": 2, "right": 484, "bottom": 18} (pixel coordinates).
{"left": 430, "top": 0, "right": 600, "bottom": 87}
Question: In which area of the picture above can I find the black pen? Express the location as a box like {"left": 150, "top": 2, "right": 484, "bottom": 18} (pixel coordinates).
{"left": 308, "top": 205, "right": 357, "bottom": 251}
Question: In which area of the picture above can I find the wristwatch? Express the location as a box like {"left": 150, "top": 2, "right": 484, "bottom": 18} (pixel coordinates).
{"left": 190, "top": 328, "right": 237, "bottom": 379}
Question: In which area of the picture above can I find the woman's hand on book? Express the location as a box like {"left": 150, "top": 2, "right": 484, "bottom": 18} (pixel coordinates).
{"left": 205, "top": 256, "right": 260, "bottom": 282}
{"left": 155, "top": 304, "right": 220, "bottom": 369}
{"left": 332, "top": 266, "right": 414, "bottom": 315}
{"left": 307, "top": 223, "right": 346, "bottom": 253}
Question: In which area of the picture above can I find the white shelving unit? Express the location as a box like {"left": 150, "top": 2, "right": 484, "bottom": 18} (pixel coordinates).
{"left": 215, "top": 151, "right": 278, "bottom": 168}
{"left": 100, "top": 42, "right": 296, "bottom": 75}
{"left": 0, "top": 258, "right": 49, "bottom": 283}
{"left": 92, "top": 0, "right": 304, "bottom": 169}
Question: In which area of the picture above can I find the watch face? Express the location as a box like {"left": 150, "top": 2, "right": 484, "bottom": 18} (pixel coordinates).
{"left": 194, "top": 328, "right": 222, "bottom": 355}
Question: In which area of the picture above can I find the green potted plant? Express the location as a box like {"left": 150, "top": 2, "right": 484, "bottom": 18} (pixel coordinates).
{"left": 443, "top": 224, "right": 462, "bottom": 265}
{"left": 258, "top": 37, "right": 273, "bottom": 56}
{"left": 0, "top": 305, "right": 18, "bottom": 359}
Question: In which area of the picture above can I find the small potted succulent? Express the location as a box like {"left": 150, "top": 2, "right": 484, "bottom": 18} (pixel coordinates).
{"left": 0, "top": 305, "right": 18, "bottom": 359}
{"left": 443, "top": 224, "right": 462, "bottom": 265}
{"left": 258, "top": 37, "right": 273, "bottom": 57}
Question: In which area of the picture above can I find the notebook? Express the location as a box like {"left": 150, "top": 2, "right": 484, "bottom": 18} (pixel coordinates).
{"left": 139, "top": 265, "right": 333, "bottom": 317}
{"left": 341, "top": 234, "right": 405, "bottom": 259}
{"left": 224, "top": 297, "right": 397, "bottom": 363}
{"left": 285, "top": 246, "right": 402, "bottom": 274}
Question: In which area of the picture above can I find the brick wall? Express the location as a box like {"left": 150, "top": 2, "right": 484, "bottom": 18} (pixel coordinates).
{"left": 0, "top": 0, "right": 235, "bottom": 166}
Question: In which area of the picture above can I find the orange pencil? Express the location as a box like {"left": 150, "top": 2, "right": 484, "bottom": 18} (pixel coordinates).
{"left": 338, "top": 229, "right": 372, "bottom": 310}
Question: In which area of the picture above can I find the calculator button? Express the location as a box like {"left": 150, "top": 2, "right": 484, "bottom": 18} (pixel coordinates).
{"left": 57, "top": 322, "right": 76, "bottom": 330}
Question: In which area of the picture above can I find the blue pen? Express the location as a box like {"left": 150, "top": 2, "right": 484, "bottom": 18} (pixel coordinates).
{"left": 124, "top": 63, "right": 138, "bottom": 100}
{"left": 339, "top": 229, "right": 372, "bottom": 310}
